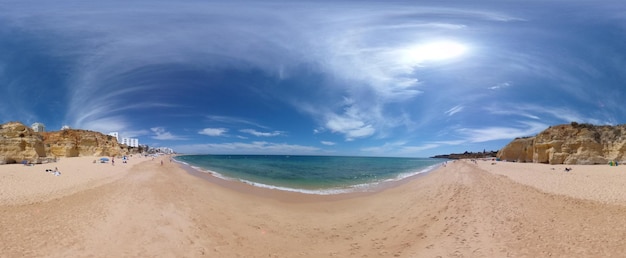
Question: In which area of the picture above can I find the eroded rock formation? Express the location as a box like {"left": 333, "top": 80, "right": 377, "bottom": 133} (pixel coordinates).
{"left": 0, "top": 122, "right": 47, "bottom": 164}
{"left": 0, "top": 121, "right": 129, "bottom": 164}
{"left": 497, "top": 123, "right": 626, "bottom": 165}
{"left": 42, "top": 129, "right": 126, "bottom": 158}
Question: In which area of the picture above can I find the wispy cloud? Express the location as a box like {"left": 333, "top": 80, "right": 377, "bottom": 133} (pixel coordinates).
{"left": 445, "top": 105, "right": 464, "bottom": 116}
{"left": 488, "top": 82, "right": 511, "bottom": 90}
{"left": 321, "top": 141, "right": 336, "bottom": 146}
{"left": 151, "top": 127, "right": 186, "bottom": 140}
{"left": 456, "top": 121, "right": 547, "bottom": 143}
{"left": 325, "top": 114, "right": 375, "bottom": 141}
{"left": 173, "top": 141, "right": 320, "bottom": 155}
{"left": 206, "top": 115, "right": 269, "bottom": 129}
{"left": 199, "top": 128, "right": 228, "bottom": 137}
{"left": 240, "top": 129, "right": 284, "bottom": 137}
{"left": 486, "top": 104, "right": 609, "bottom": 125}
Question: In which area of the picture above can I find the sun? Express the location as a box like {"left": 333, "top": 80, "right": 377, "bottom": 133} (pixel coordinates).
{"left": 408, "top": 40, "right": 468, "bottom": 63}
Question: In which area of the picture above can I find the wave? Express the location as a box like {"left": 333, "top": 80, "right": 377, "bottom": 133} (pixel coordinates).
{"left": 174, "top": 157, "right": 444, "bottom": 195}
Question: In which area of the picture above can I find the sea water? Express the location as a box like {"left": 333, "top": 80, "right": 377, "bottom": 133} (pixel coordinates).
{"left": 175, "top": 155, "right": 445, "bottom": 195}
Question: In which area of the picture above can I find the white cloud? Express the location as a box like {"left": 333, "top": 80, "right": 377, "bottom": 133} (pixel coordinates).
{"left": 173, "top": 141, "right": 320, "bottom": 155}
{"left": 456, "top": 121, "right": 547, "bottom": 143}
{"left": 488, "top": 104, "right": 609, "bottom": 125}
{"left": 445, "top": 105, "right": 464, "bottom": 116}
{"left": 321, "top": 141, "right": 336, "bottom": 146}
{"left": 199, "top": 128, "right": 228, "bottom": 136}
{"left": 488, "top": 82, "right": 511, "bottom": 90}
{"left": 313, "top": 128, "right": 325, "bottom": 134}
{"left": 325, "top": 113, "right": 376, "bottom": 141}
{"left": 240, "top": 129, "right": 283, "bottom": 137}
{"left": 151, "top": 127, "right": 186, "bottom": 140}
{"left": 206, "top": 115, "right": 269, "bottom": 129}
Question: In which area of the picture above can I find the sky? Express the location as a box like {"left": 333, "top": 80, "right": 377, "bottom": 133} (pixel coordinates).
{"left": 2, "top": 0, "right": 626, "bottom": 157}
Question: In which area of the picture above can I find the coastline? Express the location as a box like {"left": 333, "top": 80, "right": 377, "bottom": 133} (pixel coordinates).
{"left": 173, "top": 155, "right": 444, "bottom": 198}
{"left": 177, "top": 159, "right": 438, "bottom": 203}
{"left": 3, "top": 156, "right": 626, "bottom": 256}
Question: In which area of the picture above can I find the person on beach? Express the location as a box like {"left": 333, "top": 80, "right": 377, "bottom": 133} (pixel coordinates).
{"left": 112, "top": 157, "right": 115, "bottom": 166}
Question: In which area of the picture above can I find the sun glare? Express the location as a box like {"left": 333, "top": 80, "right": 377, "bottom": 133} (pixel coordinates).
{"left": 408, "top": 41, "right": 468, "bottom": 63}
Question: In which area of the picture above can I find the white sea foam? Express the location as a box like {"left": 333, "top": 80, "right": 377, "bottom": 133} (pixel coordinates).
{"left": 174, "top": 157, "right": 445, "bottom": 195}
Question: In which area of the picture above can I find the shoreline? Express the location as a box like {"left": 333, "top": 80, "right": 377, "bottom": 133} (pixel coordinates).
{"left": 177, "top": 160, "right": 437, "bottom": 203}
{"left": 174, "top": 157, "right": 442, "bottom": 202}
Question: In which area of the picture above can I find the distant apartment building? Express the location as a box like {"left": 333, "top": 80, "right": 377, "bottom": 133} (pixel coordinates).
{"left": 31, "top": 123, "right": 45, "bottom": 132}
{"left": 155, "top": 147, "right": 175, "bottom": 154}
{"left": 121, "top": 137, "right": 139, "bottom": 148}
{"left": 108, "top": 132, "right": 139, "bottom": 147}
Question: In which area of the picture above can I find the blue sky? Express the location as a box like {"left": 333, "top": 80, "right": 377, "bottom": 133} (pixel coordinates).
{"left": 2, "top": 0, "right": 626, "bottom": 157}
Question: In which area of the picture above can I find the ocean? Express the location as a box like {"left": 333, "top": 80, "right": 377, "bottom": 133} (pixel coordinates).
{"left": 175, "top": 155, "right": 445, "bottom": 195}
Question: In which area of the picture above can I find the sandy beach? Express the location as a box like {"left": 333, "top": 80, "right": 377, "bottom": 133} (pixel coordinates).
{"left": 2, "top": 157, "right": 626, "bottom": 257}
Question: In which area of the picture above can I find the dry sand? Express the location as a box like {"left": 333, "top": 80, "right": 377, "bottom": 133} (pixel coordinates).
{"left": 2, "top": 157, "right": 626, "bottom": 257}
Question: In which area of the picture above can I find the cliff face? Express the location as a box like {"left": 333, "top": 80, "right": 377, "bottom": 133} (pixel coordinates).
{"left": 0, "top": 122, "right": 47, "bottom": 164}
{"left": 497, "top": 123, "right": 626, "bottom": 165}
{"left": 0, "top": 121, "right": 129, "bottom": 164}
{"left": 41, "top": 129, "right": 127, "bottom": 158}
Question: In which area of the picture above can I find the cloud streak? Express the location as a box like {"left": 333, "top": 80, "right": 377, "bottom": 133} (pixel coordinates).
{"left": 240, "top": 129, "right": 284, "bottom": 137}
{"left": 173, "top": 141, "right": 321, "bottom": 155}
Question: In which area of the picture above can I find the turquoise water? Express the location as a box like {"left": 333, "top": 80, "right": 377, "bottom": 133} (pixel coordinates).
{"left": 175, "top": 155, "right": 445, "bottom": 194}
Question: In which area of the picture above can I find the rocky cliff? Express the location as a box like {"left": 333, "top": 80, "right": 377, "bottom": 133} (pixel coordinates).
{"left": 0, "top": 122, "right": 47, "bottom": 164}
{"left": 41, "top": 129, "right": 126, "bottom": 158}
{"left": 497, "top": 123, "right": 626, "bottom": 165}
{"left": 0, "top": 121, "right": 129, "bottom": 164}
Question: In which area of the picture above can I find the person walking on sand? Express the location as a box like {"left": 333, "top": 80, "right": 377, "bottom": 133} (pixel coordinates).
{"left": 112, "top": 157, "right": 115, "bottom": 166}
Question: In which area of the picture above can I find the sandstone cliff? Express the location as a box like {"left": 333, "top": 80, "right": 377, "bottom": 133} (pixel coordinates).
{"left": 0, "top": 121, "right": 129, "bottom": 164}
{"left": 0, "top": 122, "right": 47, "bottom": 164}
{"left": 41, "top": 129, "right": 127, "bottom": 158}
{"left": 497, "top": 123, "right": 626, "bottom": 165}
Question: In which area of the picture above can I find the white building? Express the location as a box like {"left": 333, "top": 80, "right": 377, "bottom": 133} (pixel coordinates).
{"left": 61, "top": 125, "right": 71, "bottom": 130}
{"left": 121, "top": 137, "right": 139, "bottom": 147}
{"left": 109, "top": 132, "right": 139, "bottom": 147}
{"left": 155, "top": 147, "right": 175, "bottom": 154}
{"left": 31, "top": 123, "right": 45, "bottom": 132}
{"left": 108, "top": 132, "right": 119, "bottom": 142}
